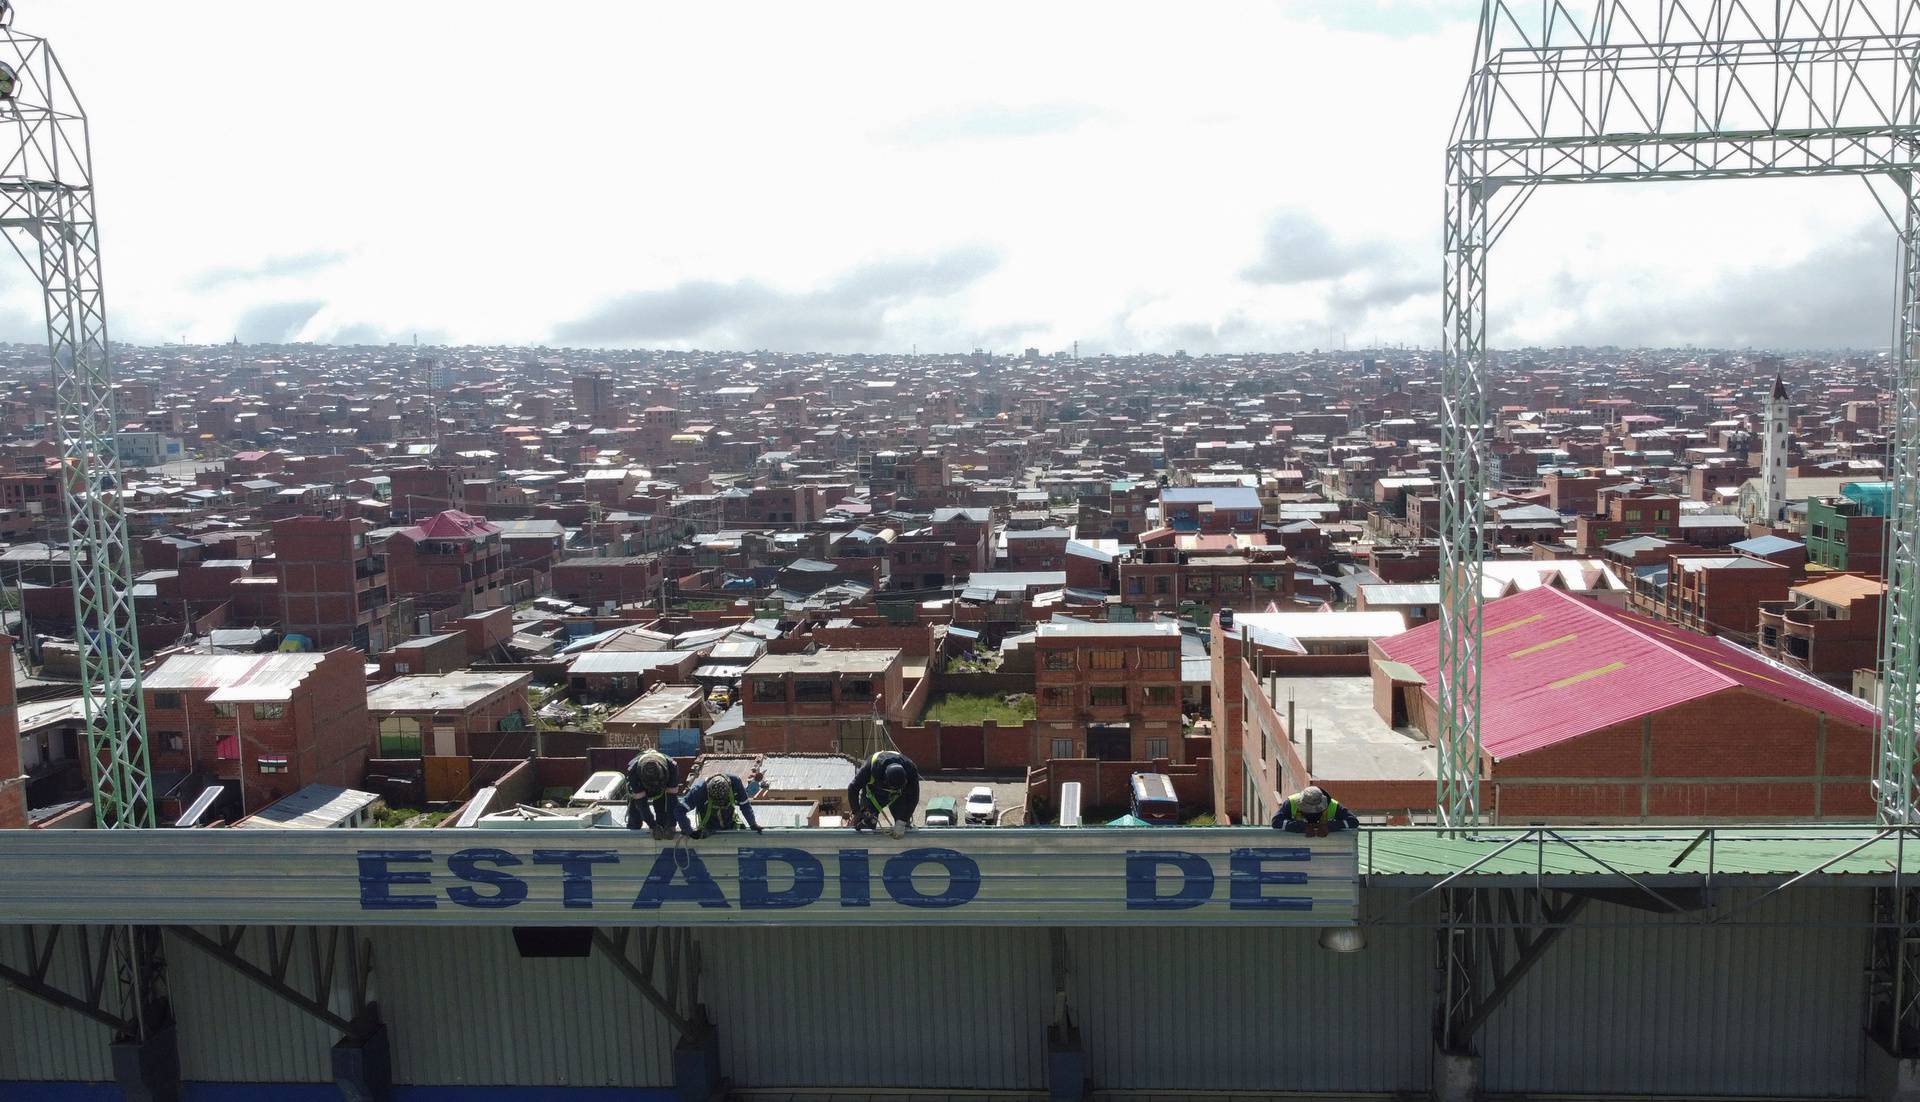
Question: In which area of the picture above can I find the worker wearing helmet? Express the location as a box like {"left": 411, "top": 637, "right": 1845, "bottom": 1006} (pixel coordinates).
{"left": 1272, "top": 785, "right": 1359, "bottom": 836}
{"left": 680, "top": 772, "right": 762, "bottom": 839}
{"left": 846, "top": 750, "right": 920, "bottom": 838}
{"left": 624, "top": 748, "right": 688, "bottom": 839}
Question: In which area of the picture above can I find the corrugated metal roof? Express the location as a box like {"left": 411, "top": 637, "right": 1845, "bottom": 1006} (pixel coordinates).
{"left": 366, "top": 671, "right": 531, "bottom": 712}
{"left": 146, "top": 652, "right": 326, "bottom": 693}
{"left": 1375, "top": 586, "right": 1875, "bottom": 759}
{"left": 1361, "top": 827, "right": 1920, "bottom": 878}
{"left": 568, "top": 649, "right": 698, "bottom": 675}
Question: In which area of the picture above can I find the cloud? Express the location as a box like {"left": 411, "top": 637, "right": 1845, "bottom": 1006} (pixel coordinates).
{"left": 874, "top": 103, "right": 1105, "bottom": 146}
{"left": 233, "top": 299, "right": 324, "bottom": 344}
{"left": 553, "top": 246, "right": 1003, "bottom": 350}
{"left": 1242, "top": 211, "right": 1387, "bottom": 285}
{"left": 1503, "top": 224, "right": 1895, "bottom": 350}
{"left": 190, "top": 251, "right": 347, "bottom": 292}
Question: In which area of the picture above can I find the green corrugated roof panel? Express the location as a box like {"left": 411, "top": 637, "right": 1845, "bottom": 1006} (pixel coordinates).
{"left": 1361, "top": 828, "right": 1920, "bottom": 879}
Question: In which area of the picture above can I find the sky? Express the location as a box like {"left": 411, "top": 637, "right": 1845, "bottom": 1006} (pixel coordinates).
{"left": 0, "top": 0, "right": 1903, "bottom": 354}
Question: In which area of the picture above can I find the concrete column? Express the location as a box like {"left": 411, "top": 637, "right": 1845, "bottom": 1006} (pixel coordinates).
{"left": 1432, "top": 1047, "right": 1482, "bottom": 1102}
{"left": 331, "top": 1012, "right": 392, "bottom": 1102}
{"left": 673, "top": 1016, "right": 722, "bottom": 1102}
{"left": 109, "top": 1020, "right": 180, "bottom": 1102}
{"left": 1047, "top": 1021, "right": 1088, "bottom": 1102}
{"left": 1866, "top": 1037, "right": 1920, "bottom": 1102}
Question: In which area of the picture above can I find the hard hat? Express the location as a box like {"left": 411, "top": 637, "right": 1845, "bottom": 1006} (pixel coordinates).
{"left": 880, "top": 761, "right": 908, "bottom": 792}
{"left": 0, "top": 62, "right": 17, "bottom": 102}
{"left": 1300, "top": 786, "right": 1329, "bottom": 814}
{"left": 706, "top": 775, "right": 734, "bottom": 805}
{"left": 635, "top": 753, "right": 668, "bottom": 789}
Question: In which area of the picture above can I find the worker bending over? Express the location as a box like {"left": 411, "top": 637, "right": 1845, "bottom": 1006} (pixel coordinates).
{"left": 847, "top": 749, "right": 920, "bottom": 838}
{"left": 624, "top": 749, "right": 689, "bottom": 838}
{"left": 1271, "top": 785, "right": 1359, "bottom": 836}
{"left": 681, "top": 772, "right": 763, "bottom": 838}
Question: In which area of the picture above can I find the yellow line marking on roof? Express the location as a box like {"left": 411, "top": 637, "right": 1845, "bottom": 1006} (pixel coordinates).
{"left": 1484, "top": 613, "right": 1545, "bottom": 638}
{"left": 1511, "top": 633, "right": 1577, "bottom": 659}
{"left": 1549, "top": 661, "right": 1627, "bottom": 690}
{"left": 1715, "top": 660, "right": 1779, "bottom": 684}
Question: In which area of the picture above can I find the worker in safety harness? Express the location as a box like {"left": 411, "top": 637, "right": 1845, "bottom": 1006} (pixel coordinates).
{"left": 624, "top": 748, "right": 689, "bottom": 838}
{"left": 1271, "top": 784, "right": 1359, "bottom": 836}
{"left": 846, "top": 749, "right": 920, "bottom": 838}
{"left": 680, "top": 772, "right": 762, "bottom": 838}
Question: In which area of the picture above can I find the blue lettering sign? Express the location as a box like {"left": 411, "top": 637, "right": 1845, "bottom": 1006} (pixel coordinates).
{"left": 633, "top": 848, "right": 730, "bottom": 909}
{"left": 533, "top": 849, "right": 618, "bottom": 909}
{"left": 739, "top": 847, "right": 824, "bottom": 909}
{"left": 447, "top": 848, "right": 528, "bottom": 909}
{"left": 1228, "top": 847, "right": 1312, "bottom": 911}
{"left": 882, "top": 847, "right": 981, "bottom": 909}
{"left": 358, "top": 849, "right": 436, "bottom": 911}
{"left": 1125, "top": 850, "right": 1214, "bottom": 910}
{"left": 838, "top": 849, "right": 871, "bottom": 907}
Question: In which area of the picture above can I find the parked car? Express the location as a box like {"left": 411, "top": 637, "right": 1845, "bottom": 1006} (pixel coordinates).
{"left": 1130, "top": 772, "right": 1180, "bottom": 824}
{"left": 965, "top": 786, "right": 996, "bottom": 825}
{"left": 924, "top": 796, "right": 959, "bottom": 827}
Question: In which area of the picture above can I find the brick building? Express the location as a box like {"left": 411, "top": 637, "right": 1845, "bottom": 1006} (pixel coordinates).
{"left": 365, "top": 671, "right": 534, "bottom": 759}
{"left": 739, "top": 650, "right": 903, "bottom": 756}
{"left": 552, "top": 555, "right": 662, "bottom": 609}
{"left": 383, "top": 510, "right": 509, "bottom": 619}
{"left": 1368, "top": 585, "right": 1876, "bottom": 823}
{"left": 1758, "top": 575, "right": 1887, "bottom": 685}
{"left": 1034, "top": 621, "right": 1184, "bottom": 762}
{"left": 1805, "top": 485, "right": 1887, "bottom": 574}
{"left": 274, "top": 515, "right": 403, "bottom": 652}
{"left": 144, "top": 649, "right": 371, "bottom": 816}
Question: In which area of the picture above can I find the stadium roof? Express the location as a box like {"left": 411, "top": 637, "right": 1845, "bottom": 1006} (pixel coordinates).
{"left": 1375, "top": 585, "right": 1876, "bottom": 760}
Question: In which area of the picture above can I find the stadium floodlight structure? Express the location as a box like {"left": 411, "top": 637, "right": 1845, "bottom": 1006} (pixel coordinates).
{"left": 0, "top": 1, "right": 171, "bottom": 1073}
{"left": 1440, "top": 0, "right": 1920, "bottom": 831}
{"left": 0, "top": 4, "right": 151, "bottom": 829}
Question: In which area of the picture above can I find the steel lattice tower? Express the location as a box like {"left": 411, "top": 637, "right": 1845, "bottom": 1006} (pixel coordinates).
{"left": 1441, "top": 0, "right": 1920, "bottom": 829}
{"left": 0, "top": 12, "right": 152, "bottom": 829}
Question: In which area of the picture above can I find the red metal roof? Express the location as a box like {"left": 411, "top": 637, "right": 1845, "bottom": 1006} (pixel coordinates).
{"left": 1376, "top": 586, "right": 1877, "bottom": 760}
{"left": 398, "top": 509, "right": 500, "bottom": 541}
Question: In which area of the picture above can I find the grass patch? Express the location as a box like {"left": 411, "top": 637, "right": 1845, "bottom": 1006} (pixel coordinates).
{"left": 370, "top": 806, "right": 450, "bottom": 829}
{"left": 921, "top": 692, "right": 1037, "bottom": 725}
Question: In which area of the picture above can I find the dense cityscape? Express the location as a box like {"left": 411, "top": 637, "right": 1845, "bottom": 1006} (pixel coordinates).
{"left": 0, "top": 341, "right": 1891, "bottom": 833}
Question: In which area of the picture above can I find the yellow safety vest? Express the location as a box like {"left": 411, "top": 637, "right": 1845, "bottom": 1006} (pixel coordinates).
{"left": 1289, "top": 794, "right": 1340, "bottom": 823}
{"left": 864, "top": 751, "right": 898, "bottom": 814}
{"left": 697, "top": 786, "right": 736, "bottom": 831}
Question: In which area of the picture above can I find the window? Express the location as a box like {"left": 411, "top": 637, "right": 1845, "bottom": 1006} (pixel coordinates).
{"left": 794, "top": 679, "right": 832, "bottom": 703}
{"left": 1042, "top": 687, "right": 1073, "bottom": 708}
{"left": 1089, "top": 686, "right": 1126, "bottom": 707}
{"left": 257, "top": 757, "right": 290, "bottom": 775}
{"left": 1144, "top": 685, "right": 1176, "bottom": 706}
{"left": 1190, "top": 576, "right": 1214, "bottom": 594}
{"left": 1146, "top": 737, "right": 1169, "bottom": 759}
{"left": 1154, "top": 576, "right": 1170, "bottom": 595}
{"left": 252, "top": 702, "right": 285, "bottom": 720}
{"left": 842, "top": 679, "right": 876, "bottom": 703}
{"left": 158, "top": 731, "right": 185, "bottom": 753}
{"left": 378, "top": 717, "right": 422, "bottom": 756}
{"left": 1139, "top": 649, "right": 1174, "bottom": 670}
{"left": 153, "top": 692, "right": 181, "bottom": 710}
{"left": 211, "top": 702, "right": 236, "bottom": 719}
{"left": 1126, "top": 577, "right": 1144, "bottom": 595}
{"left": 1043, "top": 651, "right": 1076, "bottom": 671}
{"left": 753, "top": 679, "right": 786, "bottom": 703}
{"left": 1051, "top": 738, "right": 1075, "bottom": 759}
{"left": 1090, "top": 650, "right": 1126, "bottom": 671}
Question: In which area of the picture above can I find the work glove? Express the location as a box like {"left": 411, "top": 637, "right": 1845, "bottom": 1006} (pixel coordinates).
{"left": 888, "top": 820, "right": 908, "bottom": 840}
{"left": 651, "top": 826, "right": 673, "bottom": 842}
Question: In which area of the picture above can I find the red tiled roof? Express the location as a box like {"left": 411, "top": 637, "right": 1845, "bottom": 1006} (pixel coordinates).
{"left": 399, "top": 509, "right": 500, "bottom": 541}
{"left": 1376, "top": 586, "right": 1877, "bottom": 760}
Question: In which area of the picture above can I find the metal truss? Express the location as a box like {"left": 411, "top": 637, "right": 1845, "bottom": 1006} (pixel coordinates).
{"left": 0, "top": 924, "right": 167, "bottom": 1039}
{"left": 0, "top": 25, "right": 151, "bottom": 827}
{"left": 593, "top": 926, "right": 708, "bottom": 1042}
{"left": 1435, "top": 887, "right": 1591, "bottom": 1056}
{"left": 1869, "top": 886, "right": 1920, "bottom": 1053}
{"left": 167, "top": 926, "right": 378, "bottom": 1041}
{"left": 1442, "top": 0, "right": 1920, "bottom": 829}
